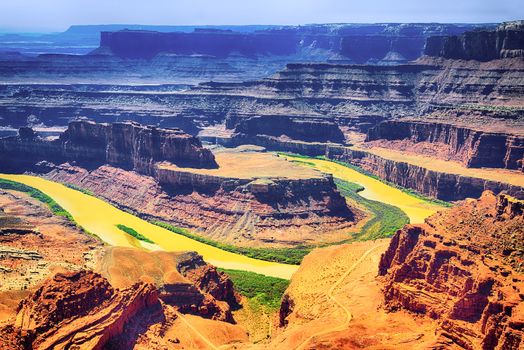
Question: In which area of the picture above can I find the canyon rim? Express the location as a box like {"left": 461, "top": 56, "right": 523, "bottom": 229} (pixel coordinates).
{"left": 0, "top": 1, "right": 523, "bottom": 349}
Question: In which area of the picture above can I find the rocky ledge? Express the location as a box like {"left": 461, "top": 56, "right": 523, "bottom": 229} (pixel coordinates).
{"left": 366, "top": 120, "right": 524, "bottom": 171}
{"left": 425, "top": 21, "right": 524, "bottom": 61}
{"left": 0, "top": 121, "right": 360, "bottom": 247}
{"left": 0, "top": 120, "right": 217, "bottom": 174}
{"left": 47, "top": 164, "right": 359, "bottom": 247}
{"left": 379, "top": 191, "right": 524, "bottom": 349}
{"left": 0, "top": 270, "right": 159, "bottom": 349}
{"left": 0, "top": 247, "right": 242, "bottom": 349}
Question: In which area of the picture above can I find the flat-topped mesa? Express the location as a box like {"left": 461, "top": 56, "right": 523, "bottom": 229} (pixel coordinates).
{"left": 425, "top": 20, "right": 524, "bottom": 61}
{"left": 231, "top": 115, "right": 346, "bottom": 144}
{"left": 379, "top": 191, "right": 524, "bottom": 349}
{"left": 366, "top": 120, "right": 524, "bottom": 171}
{"left": 61, "top": 120, "right": 218, "bottom": 171}
{"left": 0, "top": 120, "right": 218, "bottom": 173}
{"left": 98, "top": 24, "right": 487, "bottom": 62}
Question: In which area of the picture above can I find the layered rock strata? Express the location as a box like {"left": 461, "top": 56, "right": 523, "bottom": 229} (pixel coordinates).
{"left": 366, "top": 120, "right": 524, "bottom": 171}
{"left": 46, "top": 164, "right": 359, "bottom": 247}
{"left": 379, "top": 191, "right": 524, "bottom": 349}
{"left": 100, "top": 247, "right": 239, "bottom": 323}
{"left": 0, "top": 120, "right": 217, "bottom": 173}
{"left": 425, "top": 21, "right": 524, "bottom": 61}
{"left": 0, "top": 270, "right": 160, "bottom": 350}
{"left": 211, "top": 136, "right": 524, "bottom": 201}
{"left": 0, "top": 122, "right": 359, "bottom": 247}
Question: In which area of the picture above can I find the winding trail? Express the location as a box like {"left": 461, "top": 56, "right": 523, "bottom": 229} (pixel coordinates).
{"left": 294, "top": 242, "right": 389, "bottom": 350}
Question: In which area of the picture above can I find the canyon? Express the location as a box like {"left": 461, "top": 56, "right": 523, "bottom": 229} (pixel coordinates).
{"left": 270, "top": 191, "right": 524, "bottom": 350}
{"left": 379, "top": 191, "right": 524, "bottom": 349}
{"left": 0, "top": 121, "right": 362, "bottom": 248}
{"left": 0, "top": 22, "right": 522, "bottom": 203}
{"left": 0, "top": 23, "right": 488, "bottom": 84}
{"left": 1, "top": 15, "right": 524, "bottom": 350}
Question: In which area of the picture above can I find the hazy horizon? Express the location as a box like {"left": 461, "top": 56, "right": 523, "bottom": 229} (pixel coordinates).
{"left": 0, "top": 0, "right": 523, "bottom": 33}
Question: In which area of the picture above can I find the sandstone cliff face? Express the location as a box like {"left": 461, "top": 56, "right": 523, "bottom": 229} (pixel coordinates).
{"left": 379, "top": 192, "right": 524, "bottom": 349}
{"left": 366, "top": 120, "right": 524, "bottom": 171}
{"left": 46, "top": 164, "right": 359, "bottom": 248}
{"left": 0, "top": 120, "right": 218, "bottom": 174}
{"left": 327, "top": 145, "right": 524, "bottom": 201}
{"left": 1, "top": 270, "right": 160, "bottom": 350}
{"left": 231, "top": 115, "right": 345, "bottom": 143}
{"left": 211, "top": 135, "right": 524, "bottom": 201}
{"left": 100, "top": 247, "right": 240, "bottom": 323}
{"left": 61, "top": 120, "right": 218, "bottom": 170}
{"left": 425, "top": 21, "right": 524, "bottom": 61}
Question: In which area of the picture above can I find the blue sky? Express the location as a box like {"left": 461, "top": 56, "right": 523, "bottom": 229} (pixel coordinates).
{"left": 1, "top": 0, "right": 523, "bottom": 32}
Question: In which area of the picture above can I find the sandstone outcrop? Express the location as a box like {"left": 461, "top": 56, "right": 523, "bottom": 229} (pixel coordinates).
{"left": 99, "top": 247, "right": 239, "bottom": 323}
{"left": 425, "top": 21, "right": 524, "bottom": 61}
{"left": 0, "top": 189, "right": 103, "bottom": 305}
{"left": 0, "top": 120, "right": 217, "bottom": 173}
{"left": 211, "top": 136, "right": 524, "bottom": 201}
{"left": 230, "top": 115, "right": 345, "bottom": 143}
{"left": 379, "top": 191, "right": 524, "bottom": 349}
{"left": 366, "top": 120, "right": 524, "bottom": 171}
{"left": 0, "top": 122, "right": 361, "bottom": 248}
{"left": 46, "top": 163, "right": 360, "bottom": 248}
{"left": 1, "top": 270, "right": 160, "bottom": 350}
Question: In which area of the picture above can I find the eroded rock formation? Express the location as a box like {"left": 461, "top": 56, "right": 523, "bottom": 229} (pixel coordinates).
{"left": 425, "top": 21, "right": 524, "bottom": 61}
{"left": 46, "top": 163, "right": 359, "bottom": 247}
{"left": 366, "top": 120, "right": 524, "bottom": 171}
{"left": 0, "top": 120, "right": 217, "bottom": 173}
{"left": 0, "top": 121, "right": 360, "bottom": 247}
{"left": 100, "top": 247, "right": 240, "bottom": 323}
{"left": 379, "top": 191, "right": 524, "bottom": 349}
{"left": 0, "top": 270, "right": 160, "bottom": 350}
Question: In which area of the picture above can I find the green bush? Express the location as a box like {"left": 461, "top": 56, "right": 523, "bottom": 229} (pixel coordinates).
{"left": 63, "top": 183, "right": 95, "bottom": 197}
{"left": 218, "top": 268, "right": 289, "bottom": 311}
{"left": 116, "top": 224, "right": 155, "bottom": 244}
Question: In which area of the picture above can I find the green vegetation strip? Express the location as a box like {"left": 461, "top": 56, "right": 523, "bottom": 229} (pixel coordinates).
{"left": 0, "top": 178, "right": 74, "bottom": 221}
{"left": 63, "top": 182, "right": 95, "bottom": 196}
{"left": 0, "top": 178, "right": 98, "bottom": 239}
{"left": 116, "top": 224, "right": 155, "bottom": 244}
{"left": 151, "top": 221, "right": 309, "bottom": 265}
{"left": 334, "top": 178, "right": 409, "bottom": 240}
{"left": 218, "top": 268, "right": 289, "bottom": 311}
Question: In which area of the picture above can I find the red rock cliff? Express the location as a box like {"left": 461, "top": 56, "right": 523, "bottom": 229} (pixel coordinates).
{"left": 1, "top": 270, "right": 160, "bottom": 350}
{"left": 0, "top": 120, "right": 218, "bottom": 174}
{"left": 379, "top": 191, "right": 524, "bottom": 349}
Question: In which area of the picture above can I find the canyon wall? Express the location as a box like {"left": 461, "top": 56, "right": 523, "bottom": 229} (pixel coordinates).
{"left": 1, "top": 270, "right": 160, "bottom": 350}
{"left": 0, "top": 121, "right": 360, "bottom": 247}
{"left": 99, "top": 24, "right": 486, "bottom": 63}
{"left": 0, "top": 23, "right": 488, "bottom": 85}
{"left": 46, "top": 164, "right": 359, "bottom": 248}
{"left": 328, "top": 146, "right": 524, "bottom": 201}
{"left": 0, "top": 120, "right": 218, "bottom": 173}
{"left": 367, "top": 120, "right": 524, "bottom": 171}
{"left": 379, "top": 191, "right": 524, "bottom": 349}
{"left": 425, "top": 20, "right": 524, "bottom": 61}
{"left": 0, "top": 252, "right": 243, "bottom": 350}
{"left": 210, "top": 135, "right": 524, "bottom": 201}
